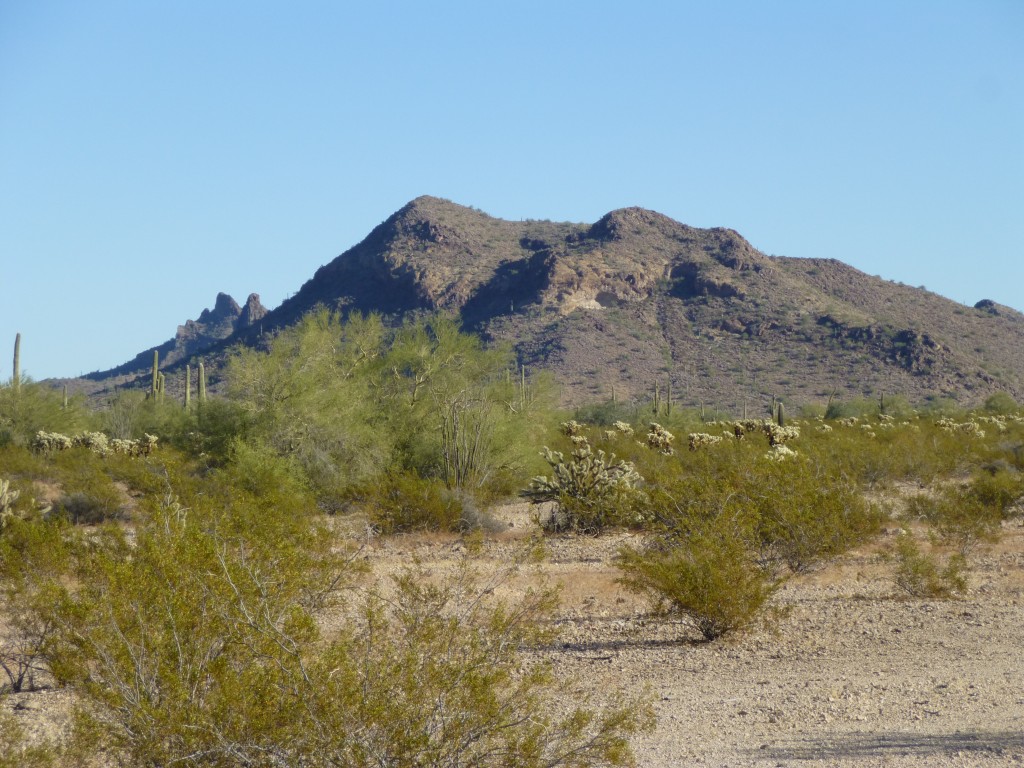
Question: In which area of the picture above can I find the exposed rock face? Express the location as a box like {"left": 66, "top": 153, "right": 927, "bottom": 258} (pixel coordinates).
{"left": 237, "top": 293, "right": 268, "bottom": 329}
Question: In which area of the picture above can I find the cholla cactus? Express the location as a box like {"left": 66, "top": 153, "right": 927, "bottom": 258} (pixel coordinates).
{"left": 110, "top": 438, "right": 139, "bottom": 456}
{"left": 30, "top": 430, "right": 155, "bottom": 459}
{"left": 838, "top": 417, "right": 859, "bottom": 427}
{"left": 936, "top": 418, "right": 986, "bottom": 438}
{"left": 612, "top": 421, "right": 634, "bottom": 436}
{"left": 764, "top": 444, "right": 799, "bottom": 462}
{"left": 816, "top": 424, "right": 833, "bottom": 433}
{"left": 73, "top": 431, "right": 111, "bottom": 456}
{"left": 763, "top": 423, "right": 800, "bottom": 447}
{"left": 523, "top": 443, "right": 641, "bottom": 520}
{"left": 976, "top": 415, "right": 1008, "bottom": 433}
{"left": 646, "top": 423, "right": 675, "bottom": 454}
{"left": 732, "top": 419, "right": 767, "bottom": 439}
{"left": 569, "top": 434, "right": 589, "bottom": 447}
{"left": 0, "top": 478, "right": 21, "bottom": 528}
{"left": 560, "top": 420, "right": 584, "bottom": 437}
{"left": 31, "top": 431, "right": 73, "bottom": 453}
{"left": 688, "top": 433, "right": 723, "bottom": 451}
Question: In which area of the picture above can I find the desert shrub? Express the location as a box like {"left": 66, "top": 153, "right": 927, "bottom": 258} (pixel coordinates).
{"left": 41, "top": 481, "right": 650, "bottom": 767}
{"left": 364, "top": 471, "right": 465, "bottom": 534}
{"left": 308, "top": 560, "right": 654, "bottom": 766}
{"left": 890, "top": 536, "right": 967, "bottom": 599}
{"left": 225, "top": 311, "right": 549, "bottom": 506}
{"left": 43, "top": 449, "right": 127, "bottom": 524}
{"left": 983, "top": 391, "right": 1018, "bottom": 415}
{"left": 920, "top": 395, "right": 961, "bottom": 417}
{"left": 50, "top": 492, "right": 125, "bottom": 525}
{"left": 968, "top": 467, "right": 1024, "bottom": 519}
{"left": 906, "top": 484, "right": 1002, "bottom": 556}
{"left": 878, "top": 394, "right": 915, "bottom": 420}
{"left": 824, "top": 397, "right": 880, "bottom": 421}
{"left": 46, "top": 486, "right": 348, "bottom": 766}
{"left": 572, "top": 400, "right": 637, "bottom": 426}
{"left": 0, "top": 380, "right": 93, "bottom": 447}
{"left": 632, "top": 441, "right": 881, "bottom": 574}
{"left": 181, "top": 397, "right": 254, "bottom": 462}
{"left": 617, "top": 519, "right": 782, "bottom": 641}
{"left": 0, "top": 516, "right": 73, "bottom": 694}
{"left": 523, "top": 442, "right": 643, "bottom": 533}
{"left": 746, "top": 458, "right": 883, "bottom": 573}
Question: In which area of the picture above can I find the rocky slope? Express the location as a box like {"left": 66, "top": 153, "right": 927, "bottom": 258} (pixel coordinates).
{"left": 75, "top": 197, "right": 1024, "bottom": 409}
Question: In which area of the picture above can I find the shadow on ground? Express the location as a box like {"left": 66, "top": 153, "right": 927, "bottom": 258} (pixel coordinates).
{"left": 757, "top": 730, "right": 1023, "bottom": 761}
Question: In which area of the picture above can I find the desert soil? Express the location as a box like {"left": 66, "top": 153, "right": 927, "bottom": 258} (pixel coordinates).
{"left": 4, "top": 504, "right": 1024, "bottom": 767}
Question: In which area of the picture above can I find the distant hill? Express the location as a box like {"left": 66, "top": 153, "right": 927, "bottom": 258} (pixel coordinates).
{"left": 69, "top": 196, "right": 1024, "bottom": 410}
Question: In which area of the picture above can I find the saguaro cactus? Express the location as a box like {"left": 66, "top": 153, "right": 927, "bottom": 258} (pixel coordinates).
{"left": 12, "top": 333, "right": 20, "bottom": 393}
{"left": 777, "top": 400, "right": 785, "bottom": 427}
{"left": 151, "top": 350, "right": 159, "bottom": 397}
{"left": 185, "top": 365, "right": 191, "bottom": 410}
{"left": 198, "top": 362, "right": 207, "bottom": 403}
{"left": 62, "top": 383, "right": 68, "bottom": 409}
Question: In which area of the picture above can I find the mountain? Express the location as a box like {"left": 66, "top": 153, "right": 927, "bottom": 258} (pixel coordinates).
{"left": 75, "top": 197, "right": 1024, "bottom": 409}
{"left": 78, "top": 292, "right": 267, "bottom": 387}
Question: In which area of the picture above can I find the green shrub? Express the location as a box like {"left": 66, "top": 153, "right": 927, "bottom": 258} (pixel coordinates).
{"left": 46, "top": 486, "right": 348, "bottom": 766}
{"left": 983, "top": 391, "right": 1018, "bottom": 414}
{"left": 51, "top": 492, "right": 125, "bottom": 525}
{"left": 0, "top": 380, "right": 93, "bottom": 447}
{"left": 890, "top": 536, "right": 967, "bottom": 599}
{"left": 309, "top": 560, "right": 654, "bottom": 766}
{"left": 968, "top": 468, "right": 1024, "bottom": 519}
{"left": 0, "top": 516, "right": 73, "bottom": 695}
{"left": 365, "top": 472, "right": 465, "bottom": 534}
{"left": 907, "top": 484, "right": 1002, "bottom": 556}
{"left": 41, "top": 486, "right": 650, "bottom": 767}
{"left": 747, "top": 458, "right": 883, "bottom": 573}
{"left": 617, "top": 520, "right": 782, "bottom": 641}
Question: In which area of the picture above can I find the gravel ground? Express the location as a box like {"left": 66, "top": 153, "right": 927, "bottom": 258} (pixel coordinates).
{"left": 4, "top": 508, "right": 1024, "bottom": 767}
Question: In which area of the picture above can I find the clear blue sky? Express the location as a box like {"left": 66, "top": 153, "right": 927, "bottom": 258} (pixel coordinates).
{"left": 2, "top": 1, "right": 1022, "bottom": 380}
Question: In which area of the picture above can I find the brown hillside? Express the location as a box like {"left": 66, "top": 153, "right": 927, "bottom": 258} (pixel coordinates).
{"left": 74, "top": 197, "right": 1024, "bottom": 410}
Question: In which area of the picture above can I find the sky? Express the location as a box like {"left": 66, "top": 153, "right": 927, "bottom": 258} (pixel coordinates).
{"left": 2, "top": 1, "right": 1022, "bottom": 381}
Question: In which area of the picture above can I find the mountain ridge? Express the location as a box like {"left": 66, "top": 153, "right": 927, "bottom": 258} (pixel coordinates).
{"left": 69, "top": 197, "right": 1024, "bottom": 409}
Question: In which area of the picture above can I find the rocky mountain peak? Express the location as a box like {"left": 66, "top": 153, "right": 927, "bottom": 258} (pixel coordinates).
{"left": 196, "top": 292, "right": 242, "bottom": 324}
{"left": 237, "top": 293, "right": 268, "bottom": 329}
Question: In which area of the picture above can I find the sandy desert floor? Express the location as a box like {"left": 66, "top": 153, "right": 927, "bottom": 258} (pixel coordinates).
{"left": 4, "top": 504, "right": 1024, "bottom": 767}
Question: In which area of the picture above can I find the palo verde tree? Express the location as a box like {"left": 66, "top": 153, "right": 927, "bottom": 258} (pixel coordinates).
{"left": 225, "top": 310, "right": 551, "bottom": 502}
